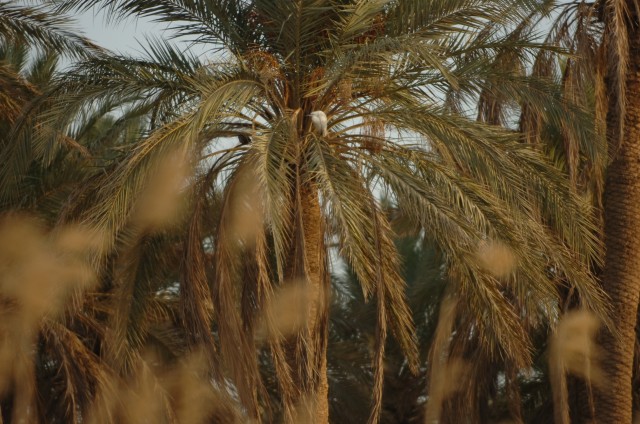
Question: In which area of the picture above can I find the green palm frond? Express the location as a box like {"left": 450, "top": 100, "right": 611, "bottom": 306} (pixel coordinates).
{"left": 52, "top": 0, "right": 252, "bottom": 52}
{"left": 309, "top": 136, "right": 417, "bottom": 422}
{"left": 0, "top": 1, "right": 102, "bottom": 58}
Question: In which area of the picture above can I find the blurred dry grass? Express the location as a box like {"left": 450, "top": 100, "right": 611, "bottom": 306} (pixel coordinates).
{"left": 133, "top": 149, "right": 191, "bottom": 231}
{"left": 424, "top": 357, "right": 469, "bottom": 423}
{"left": 475, "top": 240, "right": 517, "bottom": 279}
{"left": 424, "top": 298, "right": 470, "bottom": 424}
{"left": 255, "top": 281, "right": 310, "bottom": 343}
{"left": 87, "top": 350, "right": 240, "bottom": 424}
{"left": 80, "top": 349, "right": 242, "bottom": 424}
{"left": 0, "top": 215, "right": 102, "bottom": 421}
{"left": 224, "top": 163, "right": 263, "bottom": 247}
{"left": 0, "top": 216, "right": 97, "bottom": 322}
{"left": 549, "top": 310, "right": 603, "bottom": 424}
{"left": 0, "top": 213, "right": 245, "bottom": 424}
{"left": 0, "top": 185, "right": 608, "bottom": 424}
{"left": 551, "top": 310, "right": 603, "bottom": 386}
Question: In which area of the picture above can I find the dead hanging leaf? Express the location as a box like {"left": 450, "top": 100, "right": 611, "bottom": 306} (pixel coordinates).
{"left": 550, "top": 310, "right": 604, "bottom": 387}
{"left": 475, "top": 240, "right": 517, "bottom": 279}
{"left": 255, "top": 281, "right": 310, "bottom": 343}
{"left": 133, "top": 149, "right": 191, "bottom": 231}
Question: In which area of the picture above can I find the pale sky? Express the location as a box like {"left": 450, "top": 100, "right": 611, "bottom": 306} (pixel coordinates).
{"left": 73, "top": 8, "right": 173, "bottom": 54}
{"left": 70, "top": 6, "right": 211, "bottom": 58}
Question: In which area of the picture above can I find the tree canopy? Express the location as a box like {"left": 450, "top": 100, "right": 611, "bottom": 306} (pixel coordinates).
{"left": 0, "top": 1, "right": 614, "bottom": 423}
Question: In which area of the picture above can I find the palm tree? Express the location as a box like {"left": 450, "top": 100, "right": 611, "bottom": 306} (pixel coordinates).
{"left": 27, "top": 0, "right": 608, "bottom": 422}
{"left": 595, "top": 2, "right": 640, "bottom": 422}
{"left": 490, "top": 2, "right": 640, "bottom": 422}
{"left": 0, "top": 18, "right": 214, "bottom": 422}
{"left": 315, "top": 230, "right": 447, "bottom": 424}
{"left": 0, "top": 1, "right": 106, "bottom": 215}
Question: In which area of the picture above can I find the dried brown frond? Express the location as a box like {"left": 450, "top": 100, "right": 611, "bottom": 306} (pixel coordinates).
{"left": 214, "top": 156, "right": 265, "bottom": 420}
{"left": 180, "top": 186, "right": 217, "bottom": 368}
{"left": 40, "top": 320, "right": 118, "bottom": 423}
{"left": 425, "top": 297, "right": 459, "bottom": 424}
{"left": 254, "top": 222, "right": 297, "bottom": 422}
{"left": 0, "top": 214, "right": 102, "bottom": 421}
{"left": 281, "top": 178, "right": 330, "bottom": 423}
{"left": 367, "top": 199, "right": 417, "bottom": 424}
{"left": 86, "top": 347, "right": 240, "bottom": 424}
{"left": 603, "top": 0, "right": 630, "bottom": 157}
{"left": 224, "top": 162, "right": 264, "bottom": 248}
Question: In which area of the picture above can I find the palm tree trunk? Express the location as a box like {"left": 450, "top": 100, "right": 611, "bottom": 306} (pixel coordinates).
{"left": 301, "top": 183, "right": 329, "bottom": 424}
{"left": 285, "top": 180, "right": 329, "bottom": 424}
{"left": 596, "top": 14, "right": 640, "bottom": 422}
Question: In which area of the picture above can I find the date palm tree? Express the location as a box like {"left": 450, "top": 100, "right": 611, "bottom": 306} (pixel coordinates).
{"left": 488, "top": 2, "right": 640, "bottom": 422}
{"left": 0, "top": 0, "right": 101, "bottom": 136}
{"left": 0, "top": 11, "right": 206, "bottom": 421}
{"left": 21, "top": 0, "right": 608, "bottom": 422}
{"left": 594, "top": 2, "right": 640, "bottom": 422}
{"left": 0, "top": 4, "right": 111, "bottom": 420}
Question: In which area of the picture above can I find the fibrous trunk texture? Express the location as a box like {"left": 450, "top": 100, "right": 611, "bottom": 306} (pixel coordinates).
{"left": 596, "top": 11, "right": 640, "bottom": 423}
{"left": 285, "top": 180, "right": 329, "bottom": 424}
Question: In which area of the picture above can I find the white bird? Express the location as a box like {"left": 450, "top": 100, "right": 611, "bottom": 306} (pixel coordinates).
{"left": 309, "top": 111, "right": 328, "bottom": 136}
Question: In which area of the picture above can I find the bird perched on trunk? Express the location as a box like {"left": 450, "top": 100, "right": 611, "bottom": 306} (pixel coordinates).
{"left": 309, "top": 111, "right": 328, "bottom": 136}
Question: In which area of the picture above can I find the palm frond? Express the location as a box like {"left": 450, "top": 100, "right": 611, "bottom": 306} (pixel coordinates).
{"left": 0, "top": 1, "right": 102, "bottom": 58}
